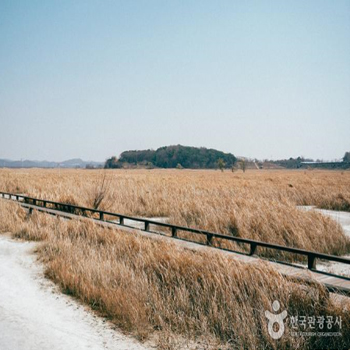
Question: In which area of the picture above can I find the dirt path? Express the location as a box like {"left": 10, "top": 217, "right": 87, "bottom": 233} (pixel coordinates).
{"left": 0, "top": 234, "right": 149, "bottom": 350}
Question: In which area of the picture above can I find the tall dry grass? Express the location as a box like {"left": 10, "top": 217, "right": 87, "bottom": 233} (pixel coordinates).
{"left": 1, "top": 168, "right": 349, "bottom": 260}
{"left": 0, "top": 200, "right": 349, "bottom": 349}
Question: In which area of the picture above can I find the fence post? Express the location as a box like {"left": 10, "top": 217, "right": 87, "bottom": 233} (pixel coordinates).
{"left": 99, "top": 212, "right": 104, "bottom": 221}
{"left": 308, "top": 254, "right": 316, "bottom": 270}
{"left": 172, "top": 227, "right": 177, "bottom": 237}
{"left": 249, "top": 243, "right": 257, "bottom": 256}
{"left": 120, "top": 216, "right": 124, "bottom": 225}
{"left": 206, "top": 233, "right": 213, "bottom": 245}
{"left": 144, "top": 221, "right": 150, "bottom": 231}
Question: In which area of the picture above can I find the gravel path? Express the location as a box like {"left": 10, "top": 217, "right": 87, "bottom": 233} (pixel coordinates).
{"left": 0, "top": 234, "right": 149, "bottom": 350}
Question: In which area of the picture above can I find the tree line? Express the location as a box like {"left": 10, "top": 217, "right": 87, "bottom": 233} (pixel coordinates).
{"left": 105, "top": 145, "right": 237, "bottom": 169}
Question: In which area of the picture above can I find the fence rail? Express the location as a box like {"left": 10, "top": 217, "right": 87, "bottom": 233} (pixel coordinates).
{"left": 1, "top": 191, "right": 350, "bottom": 273}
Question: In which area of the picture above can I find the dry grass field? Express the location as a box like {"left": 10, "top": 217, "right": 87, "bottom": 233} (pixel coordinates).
{"left": 0, "top": 200, "right": 349, "bottom": 349}
{"left": 1, "top": 168, "right": 350, "bottom": 349}
{"left": 1, "top": 168, "right": 350, "bottom": 258}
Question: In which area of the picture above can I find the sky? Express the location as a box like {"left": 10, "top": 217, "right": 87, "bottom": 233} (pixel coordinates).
{"left": 0, "top": 0, "right": 349, "bottom": 162}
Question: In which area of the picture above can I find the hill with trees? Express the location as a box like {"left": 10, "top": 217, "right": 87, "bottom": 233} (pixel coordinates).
{"left": 105, "top": 145, "right": 237, "bottom": 169}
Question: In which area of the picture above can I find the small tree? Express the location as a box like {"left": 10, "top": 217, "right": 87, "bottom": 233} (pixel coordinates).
{"left": 343, "top": 152, "right": 350, "bottom": 163}
{"left": 218, "top": 158, "right": 225, "bottom": 172}
{"left": 146, "top": 162, "right": 154, "bottom": 169}
{"left": 176, "top": 163, "right": 183, "bottom": 169}
{"left": 104, "top": 156, "right": 120, "bottom": 169}
{"left": 240, "top": 159, "right": 246, "bottom": 173}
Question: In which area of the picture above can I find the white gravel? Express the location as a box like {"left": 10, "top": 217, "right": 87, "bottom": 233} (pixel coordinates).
{"left": 0, "top": 234, "right": 149, "bottom": 350}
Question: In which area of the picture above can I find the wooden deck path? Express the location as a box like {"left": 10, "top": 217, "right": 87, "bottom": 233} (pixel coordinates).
{"left": 16, "top": 201, "right": 350, "bottom": 296}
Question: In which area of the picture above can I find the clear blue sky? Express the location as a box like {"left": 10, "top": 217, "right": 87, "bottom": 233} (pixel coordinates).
{"left": 1, "top": 0, "right": 349, "bottom": 161}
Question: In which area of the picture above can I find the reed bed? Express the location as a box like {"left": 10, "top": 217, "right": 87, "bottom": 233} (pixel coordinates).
{"left": 0, "top": 200, "right": 349, "bottom": 349}
{"left": 1, "top": 168, "right": 349, "bottom": 259}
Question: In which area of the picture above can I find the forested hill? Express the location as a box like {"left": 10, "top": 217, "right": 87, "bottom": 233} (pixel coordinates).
{"left": 105, "top": 145, "right": 237, "bottom": 169}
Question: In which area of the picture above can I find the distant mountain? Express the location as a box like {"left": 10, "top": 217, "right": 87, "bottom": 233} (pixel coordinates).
{"left": 105, "top": 145, "right": 237, "bottom": 169}
{"left": 0, "top": 158, "right": 104, "bottom": 169}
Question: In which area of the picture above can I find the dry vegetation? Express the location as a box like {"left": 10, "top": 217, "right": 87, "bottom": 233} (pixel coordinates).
{"left": 0, "top": 199, "right": 349, "bottom": 349}
{"left": 1, "top": 168, "right": 350, "bottom": 260}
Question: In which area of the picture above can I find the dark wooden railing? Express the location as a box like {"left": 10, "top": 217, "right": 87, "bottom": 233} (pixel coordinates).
{"left": 1, "top": 191, "right": 350, "bottom": 272}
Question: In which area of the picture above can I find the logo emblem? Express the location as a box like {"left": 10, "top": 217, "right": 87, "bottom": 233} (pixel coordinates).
{"left": 265, "top": 300, "right": 287, "bottom": 339}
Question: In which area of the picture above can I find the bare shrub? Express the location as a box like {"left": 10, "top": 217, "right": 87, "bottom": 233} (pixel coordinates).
{"left": 239, "top": 159, "right": 246, "bottom": 172}
{"left": 88, "top": 171, "right": 113, "bottom": 210}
